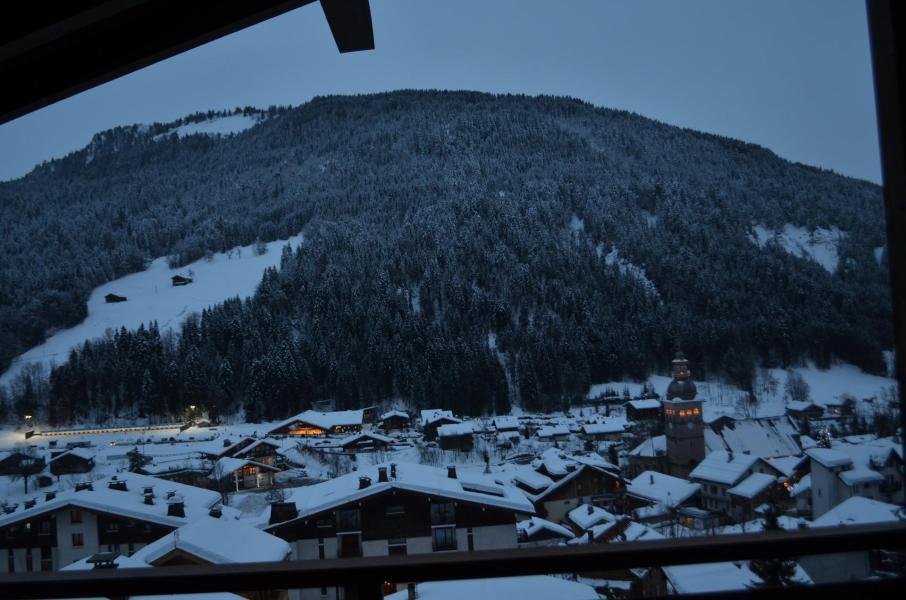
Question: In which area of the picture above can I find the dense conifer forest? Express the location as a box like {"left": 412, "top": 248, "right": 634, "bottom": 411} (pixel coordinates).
{"left": 0, "top": 91, "right": 892, "bottom": 423}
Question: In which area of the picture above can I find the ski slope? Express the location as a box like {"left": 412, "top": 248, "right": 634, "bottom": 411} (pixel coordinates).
{"left": 0, "top": 233, "right": 304, "bottom": 388}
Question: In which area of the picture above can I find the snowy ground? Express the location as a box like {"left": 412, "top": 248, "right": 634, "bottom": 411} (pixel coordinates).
{"left": 0, "top": 233, "right": 304, "bottom": 388}
{"left": 152, "top": 114, "right": 263, "bottom": 140}
{"left": 749, "top": 223, "right": 845, "bottom": 273}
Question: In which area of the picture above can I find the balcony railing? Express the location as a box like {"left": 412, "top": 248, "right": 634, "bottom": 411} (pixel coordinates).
{"left": 0, "top": 522, "right": 904, "bottom": 599}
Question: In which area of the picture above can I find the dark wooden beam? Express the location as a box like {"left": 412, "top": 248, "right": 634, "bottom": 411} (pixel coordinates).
{"left": 0, "top": 0, "right": 374, "bottom": 125}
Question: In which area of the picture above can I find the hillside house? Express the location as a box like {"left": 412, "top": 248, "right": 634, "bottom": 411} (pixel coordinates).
{"left": 104, "top": 293, "right": 127, "bottom": 303}
{"left": 420, "top": 410, "right": 462, "bottom": 441}
{"left": 436, "top": 422, "right": 475, "bottom": 451}
{"left": 625, "top": 399, "right": 662, "bottom": 422}
{"left": 48, "top": 448, "right": 95, "bottom": 478}
{"left": 268, "top": 410, "right": 364, "bottom": 437}
{"left": 171, "top": 275, "right": 193, "bottom": 286}
{"left": 211, "top": 457, "right": 280, "bottom": 492}
{"left": 378, "top": 410, "right": 411, "bottom": 432}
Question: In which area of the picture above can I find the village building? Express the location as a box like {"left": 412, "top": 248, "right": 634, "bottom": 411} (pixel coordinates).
{"left": 338, "top": 431, "right": 394, "bottom": 452}
{"left": 625, "top": 399, "right": 662, "bottom": 422}
{"left": 785, "top": 401, "right": 825, "bottom": 427}
{"left": 798, "top": 496, "right": 906, "bottom": 584}
{"left": 491, "top": 416, "right": 520, "bottom": 433}
{"left": 211, "top": 457, "right": 280, "bottom": 492}
{"left": 689, "top": 451, "right": 783, "bottom": 522}
{"left": 626, "top": 471, "right": 700, "bottom": 513}
{"left": 377, "top": 410, "right": 411, "bottom": 432}
{"left": 264, "top": 462, "right": 534, "bottom": 600}
{"left": 0, "top": 474, "right": 222, "bottom": 573}
{"left": 436, "top": 422, "right": 475, "bottom": 451}
{"left": 805, "top": 437, "right": 904, "bottom": 519}
{"left": 707, "top": 415, "right": 802, "bottom": 459}
{"left": 626, "top": 436, "right": 667, "bottom": 478}
{"left": 507, "top": 449, "right": 626, "bottom": 522}
{"left": 419, "top": 409, "right": 462, "bottom": 441}
{"left": 534, "top": 423, "right": 570, "bottom": 442}
{"left": 171, "top": 274, "right": 193, "bottom": 286}
{"left": 231, "top": 438, "right": 282, "bottom": 467}
{"left": 48, "top": 448, "right": 95, "bottom": 479}
{"left": 268, "top": 410, "right": 364, "bottom": 437}
{"left": 104, "top": 293, "right": 127, "bottom": 303}
{"left": 515, "top": 516, "right": 574, "bottom": 547}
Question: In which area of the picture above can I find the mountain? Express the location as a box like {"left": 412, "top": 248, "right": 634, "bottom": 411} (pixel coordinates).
{"left": 0, "top": 91, "right": 891, "bottom": 423}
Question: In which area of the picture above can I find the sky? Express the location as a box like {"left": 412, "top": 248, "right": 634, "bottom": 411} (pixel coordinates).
{"left": 0, "top": 0, "right": 882, "bottom": 183}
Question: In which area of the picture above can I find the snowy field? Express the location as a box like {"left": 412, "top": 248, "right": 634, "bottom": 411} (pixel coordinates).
{"left": 0, "top": 233, "right": 304, "bottom": 388}
{"left": 152, "top": 114, "right": 263, "bottom": 140}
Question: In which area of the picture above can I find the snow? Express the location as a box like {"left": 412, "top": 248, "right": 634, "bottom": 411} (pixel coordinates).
{"left": 628, "top": 472, "right": 700, "bottom": 507}
{"left": 689, "top": 451, "right": 760, "bottom": 485}
{"left": 517, "top": 516, "right": 574, "bottom": 541}
{"left": 264, "top": 462, "right": 534, "bottom": 526}
{"left": 492, "top": 416, "right": 520, "bottom": 430}
{"left": 1, "top": 233, "right": 305, "bottom": 388}
{"left": 379, "top": 410, "right": 410, "bottom": 422}
{"left": 809, "top": 496, "right": 905, "bottom": 528}
{"left": 568, "top": 504, "right": 616, "bottom": 530}
{"left": 269, "top": 409, "right": 363, "bottom": 433}
{"left": 437, "top": 422, "right": 476, "bottom": 437}
{"left": 131, "top": 515, "right": 290, "bottom": 564}
{"left": 749, "top": 223, "right": 845, "bottom": 273}
{"left": 512, "top": 468, "right": 554, "bottom": 492}
{"left": 626, "top": 399, "right": 661, "bottom": 410}
{"left": 581, "top": 422, "right": 625, "bottom": 435}
{"left": 154, "top": 114, "right": 261, "bottom": 140}
{"left": 727, "top": 473, "right": 776, "bottom": 499}
{"left": 604, "top": 247, "right": 659, "bottom": 297}
{"left": 629, "top": 435, "right": 665, "bottom": 457}
{"left": 385, "top": 576, "right": 597, "bottom": 600}
{"left": 420, "top": 409, "right": 460, "bottom": 427}
{"left": 805, "top": 448, "right": 853, "bottom": 469}
{"left": 663, "top": 562, "right": 762, "bottom": 594}
{"left": 874, "top": 245, "right": 885, "bottom": 265}
{"left": 339, "top": 431, "right": 395, "bottom": 446}
{"left": 710, "top": 417, "right": 801, "bottom": 458}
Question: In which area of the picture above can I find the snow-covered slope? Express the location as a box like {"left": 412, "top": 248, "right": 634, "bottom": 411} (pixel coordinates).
{"left": 749, "top": 224, "right": 845, "bottom": 273}
{"left": 153, "top": 114, "right": 262, "bottom": 140}
{"left": 0, "top": 234, "right": 304, "bottom": 388}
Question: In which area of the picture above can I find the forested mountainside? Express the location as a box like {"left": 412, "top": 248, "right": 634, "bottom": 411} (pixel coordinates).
{"left": 0, "top": 91, "right": 891, "bottom": 424}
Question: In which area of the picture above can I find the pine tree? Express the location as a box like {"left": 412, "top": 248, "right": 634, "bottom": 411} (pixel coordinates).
{"left": 748, "top": 498, "right": 800, "bottom": 587}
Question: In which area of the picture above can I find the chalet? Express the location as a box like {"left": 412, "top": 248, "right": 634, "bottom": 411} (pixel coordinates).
{"left": 139, "top": 457, "right": 212, "bottom": 489}
{"left": 508, "top": 449, "right": 626, "bottom": 522}
{"left": 798, "top": 496, "right": 906, "bottom": 584}
{"left": 579, "top": 421, "right": 626, "bottom": 442}
{"left": 436, "top": 422, "right": 475, "bottom": 451}
{"left": 491, "top": 416, "right": 520, "bottom": 433}
{"left": 689, "top": 451, "right": 783, "bottom": 521}
{"left": 535, "top": 423, "right": 570, "bottom": 442}
{"left": 806, "top": 438, "right": 904, "bottom": 519}
{"left": 171, "top": 274, "right": 193, "bottom": 286}
{"left": 707, "top": 415, "right": 802, "bottom": 459}
{"left": 785, "top": 401, "right": 825, "bottom": 426}
{"left": 338, "top": 431, "right": 394, "bottom": 452}
{"left": 626, "top": 435, "right": 667, "bottom": 478}
{"left": 265, "top": 462, "right": 534, "bottom": 600}
{"left": 231, "top": 439, "right": 282, "bottom": 466}
{"left": 378, "top": 410, "right": 411, "bottom": 432}
{"left": 626, "top": 471, "right": 700, "bottom": 513}
{"left": 420, "top": 409, "right": 462, "bottom": 441}
{"left": 268, "top": 410, "right": 364, "bottom": 437}
{"left": 0, "top": 474, "right": 221, "bottom": 572}
{"left": 211, "top": 457, "right": 280, "bottom": 492}
{"left": 49, "top": 448, "right": 95, "bottom": 478}
{"left": 624, "top": 399, "right": 662, "bottom": 422}
{"left": 104, "top": 293, "right": 127, "bottom": 303}
{"left": 515, "top": 517, "right": 574, "bottom": 547}
{"left": 0, "top": 452, "right": 47, "bottom": 493}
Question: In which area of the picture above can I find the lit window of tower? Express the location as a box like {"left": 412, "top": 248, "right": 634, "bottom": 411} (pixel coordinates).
{"left": 662, "top": 351, "right": 705, "bottom": 479}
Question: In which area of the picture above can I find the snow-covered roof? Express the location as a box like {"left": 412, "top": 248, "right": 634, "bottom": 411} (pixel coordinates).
{"left": 511, "top": 469, "right": 554, "bottom": 493}
{"left": 62, "top": 553, "right": 150, "bottom": 571}
{"left": 492, "top": 416, "right": 520, "bottom": 430}
{"left": 132, "top": 516, "right": 290, "bottom": 564}
{"left": 517, "top": 516, "right": 574, "bottom": 541}
{"left": 709, "top": 416, "right": 802, "bottom": 458}
{"left": 568, "top": 519, "right": 664, "bottom": 545}
{"left": 437, "top": 422, "right": 476, "bottom": 437}
{"left": 339, "top": 431, "right": 395, "bottom": 446}
{"left": 805, "top": 447, "right": 852, "bottom": 468}
{"left": 810, "top": 497, "right": 905, "bottom": 528}
{"left": 568, "top": 504, "right": 616, "bottom": 530}
{"left": 270, "top": 409, "right": 364, "bottom": 433}
{"left": 788, "top": 474, "right": 811, "bottom": 497}
{"left": 379, "top": 410, "right": 410, "bottom": 422}
{"left": 718, "top": 515, "right": 807, "bottom": 535}
{"left": 384, "top": 576, "right": 597, "bottom": 600}
{"left": 581, "top": 422, "right": 625, "bottom": 435}
{"left": 629, "top": 435, "right": 666, "bottom": 457}
{"left": 626, "top": 399, "right": 661, "bottom": 410}
{"left": 535, "top": 424, "right": 570, "bottom": 438}
{"left": 628, "top": 471, "right": 700, "bottom": 507}
{"left": 765, "top": 455, "right": 806, "bottom": 477}
{"left": 0, "top": 473, "right": 220, "bottom": 530}
{"left": 266, "top": 462, "right": 534, "bottom": 527}
{"left": 690, "top": 451, "right": 761, "bottom": 485}
{"left": 727, "top": 472, "right": 776, "bottom": 499}
{"left": 420, "top": 409, "right": 460, "bottom": 427}
{"left": 663, "top": 562, "right": 762, "bottom": 594}
{"left": 49, "top": 447, "right": 96, "bottom": 462}
{"left": 211, "top": 457, "right": 278, "bottom": 477}
{"left": 786, "top": 400, "right": 823, "bottom": 412}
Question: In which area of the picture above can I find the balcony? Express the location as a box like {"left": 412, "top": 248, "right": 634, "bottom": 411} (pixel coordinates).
{"left": 0, "top": 523, "right": 903, "bottom": 599}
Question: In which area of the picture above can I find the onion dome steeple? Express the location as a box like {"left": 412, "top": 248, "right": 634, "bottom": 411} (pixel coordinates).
{"left": 666, "top": 350, "right": 697, "bottom": 401}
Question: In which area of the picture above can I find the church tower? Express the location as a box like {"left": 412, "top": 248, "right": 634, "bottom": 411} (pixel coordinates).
{"left": 662, "top": 351, "right": 705, "bottom": 478}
